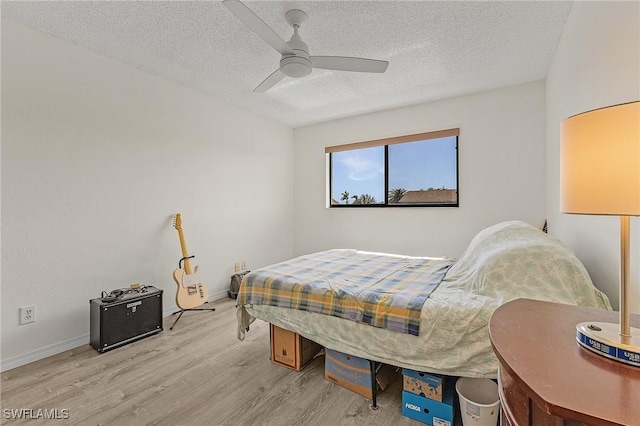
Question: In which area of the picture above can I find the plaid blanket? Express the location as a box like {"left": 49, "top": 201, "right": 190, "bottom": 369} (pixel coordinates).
{"left": 238, "top": 249, "right": 454, "bottom": 336}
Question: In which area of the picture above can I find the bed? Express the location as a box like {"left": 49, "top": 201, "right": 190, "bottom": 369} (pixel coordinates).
{"left": 236, "top": 221, "right": 611, "bottom": 379}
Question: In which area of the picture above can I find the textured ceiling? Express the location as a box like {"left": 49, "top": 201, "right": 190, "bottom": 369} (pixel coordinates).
{"left": 1, "top": 1, "right": 573, "bottom": 128}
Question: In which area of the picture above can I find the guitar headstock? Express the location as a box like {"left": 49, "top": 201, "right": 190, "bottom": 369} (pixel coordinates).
{"left": 173, "top": 213, "right": 182, "bottom": 231}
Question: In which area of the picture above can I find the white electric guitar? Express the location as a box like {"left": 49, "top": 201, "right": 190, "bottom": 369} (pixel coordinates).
{"left": 172, "top": 213, "right": 208, "bottom": 309}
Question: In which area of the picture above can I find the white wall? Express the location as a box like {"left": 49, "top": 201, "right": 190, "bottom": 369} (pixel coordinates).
{"left": 293, "top": 81, "right": 547, "bottom": 258}
{"left": 546, "top": 1, "right": 640, "bottom": 312}
{"left": 1, "top": 20, "right": 294, "bottom": 370}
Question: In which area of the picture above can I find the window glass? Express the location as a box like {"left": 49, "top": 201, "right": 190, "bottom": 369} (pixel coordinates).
{"left": 331, "top": 146, "right": 384, "bottom": 205}
{"left": 388, "top": 136, "right": 457, "bottom": 205}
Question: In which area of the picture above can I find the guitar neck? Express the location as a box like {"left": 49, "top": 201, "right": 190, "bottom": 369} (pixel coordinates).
{"left": 177, "top": 229, "right": 193, "bottom": 275}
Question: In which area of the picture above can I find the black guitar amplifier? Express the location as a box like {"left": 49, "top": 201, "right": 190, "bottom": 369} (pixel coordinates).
{"left": 90, "top": 286, "right": 163, "bottom": 353}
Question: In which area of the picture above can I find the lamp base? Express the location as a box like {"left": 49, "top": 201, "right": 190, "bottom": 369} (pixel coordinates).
{"left": 576, "top": 322, "right": 640, "bottom": 367}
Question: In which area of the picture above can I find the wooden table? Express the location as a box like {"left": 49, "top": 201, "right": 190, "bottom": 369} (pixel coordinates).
{"left": 488, "top": 298, "right": 640, "bottom": 426}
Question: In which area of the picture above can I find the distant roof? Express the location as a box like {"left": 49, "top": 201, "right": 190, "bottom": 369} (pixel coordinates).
{"left": 396, "top": 189, "right": 457, "bottom": 204}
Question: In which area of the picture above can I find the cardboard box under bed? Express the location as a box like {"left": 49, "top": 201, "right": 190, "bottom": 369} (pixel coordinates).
{"left": 270, "top": 324, "right": 322, "bottom": 371}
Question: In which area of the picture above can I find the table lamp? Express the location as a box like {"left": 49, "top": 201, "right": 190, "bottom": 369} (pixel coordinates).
{"left": 560, "top": 100, "right": 640, "bottom": 367}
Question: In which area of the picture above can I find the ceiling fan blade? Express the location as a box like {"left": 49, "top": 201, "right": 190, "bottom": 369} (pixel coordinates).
{"left": 310, "top": 56, "right": 389, "bottom": 73}
{"left": 253, "top": 69, "right": 286, "bottom": 93}
{"left": 222, "top": 0, "right": 295, "bottom": 56}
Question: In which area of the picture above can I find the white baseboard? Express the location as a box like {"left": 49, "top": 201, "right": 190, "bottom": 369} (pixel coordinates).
{"left": 1, "top": 334, "right": 90, "bottom": 373}
{"left": 1, "top": 290, "right": 229, "bottom": 373}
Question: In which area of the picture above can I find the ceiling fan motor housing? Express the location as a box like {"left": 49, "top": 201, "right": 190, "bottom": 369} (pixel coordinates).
{"left": 280, "top": 24, "right": 311, "bottom": 78}
{"left": 280, "top": 55, "right": 311, "bottom": 78}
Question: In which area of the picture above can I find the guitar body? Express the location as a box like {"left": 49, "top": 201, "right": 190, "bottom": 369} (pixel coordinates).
{"left": 173, "top": 265, "right": 209, "bottom": 310}
{"left": 172, "top": 213, "right": 209, "bottom": 310}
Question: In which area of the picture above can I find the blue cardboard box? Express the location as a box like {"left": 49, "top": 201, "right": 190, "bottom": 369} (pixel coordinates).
{"left": 402, "top": 377, "right": 455, "bottom": 425}
{"left": 325, "top": 349, "right": 374, "bottom": 398}
{"left": 402, "top": 368, "right": 443, "bottom": 401}
{"left": 325, "top": 349, "right": 397, "bottom": 399}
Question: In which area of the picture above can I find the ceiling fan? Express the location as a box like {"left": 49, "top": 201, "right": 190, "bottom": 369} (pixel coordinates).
{"left": 222, "top": 0, "right": 389, "bottom": 92}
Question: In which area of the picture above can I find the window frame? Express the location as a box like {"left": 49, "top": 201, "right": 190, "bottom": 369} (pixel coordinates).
{"left": 327, "top": 128, "right": 460, "bottom": 208}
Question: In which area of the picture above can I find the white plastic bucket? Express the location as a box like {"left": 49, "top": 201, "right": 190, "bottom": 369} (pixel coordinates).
{"left": 455, "top": 377, "right": 500, "bottom": 426}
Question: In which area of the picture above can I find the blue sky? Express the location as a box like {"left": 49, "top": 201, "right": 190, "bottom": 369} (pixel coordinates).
{"left": 331, "top": 136, "right": 457, "bottom": 203}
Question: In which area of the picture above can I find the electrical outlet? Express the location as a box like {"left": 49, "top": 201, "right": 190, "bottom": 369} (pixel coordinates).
{"left": 234, "top": 261, "right": 241, "bottom": 272}
{"left": 20, "top": 305, "right": 36, "bottom": 325}
{"left": 242, "top": 260, "right": 247, "bottom": 270}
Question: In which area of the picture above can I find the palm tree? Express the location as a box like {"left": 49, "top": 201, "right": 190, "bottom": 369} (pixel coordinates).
{"left": 360, "top": 194, "right": 377, "bottom": 204}
{"left": 388, "top": 188, "right": 407, "bottom": 203}
{"left": 352, "top": 194, "right": 377, "bottom": 204}
{"left": 341, "top": 191, "right": 350, "bottom": 204}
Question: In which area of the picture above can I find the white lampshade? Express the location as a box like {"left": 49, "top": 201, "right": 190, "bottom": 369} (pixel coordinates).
{"left": 560, "top": 101, "right": 640, "bottom": 215}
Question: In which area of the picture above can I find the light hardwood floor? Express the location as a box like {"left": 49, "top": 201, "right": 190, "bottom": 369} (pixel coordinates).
{"left": 1, "top": 297, "right": 435, "bottom": 425}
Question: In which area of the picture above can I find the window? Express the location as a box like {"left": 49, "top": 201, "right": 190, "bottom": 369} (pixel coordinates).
{"left": 327, "top": 129, "right": 459, "bottom": 207}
